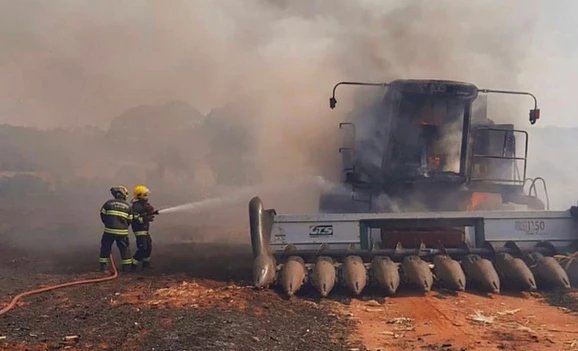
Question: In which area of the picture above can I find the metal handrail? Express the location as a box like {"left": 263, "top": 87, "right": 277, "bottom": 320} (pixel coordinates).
{"left": 469, "top": 128, "right": 528, "bottom": 185}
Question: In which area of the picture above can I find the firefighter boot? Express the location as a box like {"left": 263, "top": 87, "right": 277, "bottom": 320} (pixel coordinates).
{"left": 99, "top": 263, "right": 107, "bottom": 272}
{"left": 142, "top": 261, "right": 151, "bottom": 270}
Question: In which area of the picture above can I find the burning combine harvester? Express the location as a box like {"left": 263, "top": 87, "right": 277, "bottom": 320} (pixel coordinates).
{"left": 250, "top": 79, "right": 578, "bottom": 297}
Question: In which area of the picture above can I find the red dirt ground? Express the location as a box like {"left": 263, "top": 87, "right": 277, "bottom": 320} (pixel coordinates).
{"left": 0, "top": 241, "right": 577, "bottom": 350}
{"left": 339, "top": 290, "right": 578, "bottom": 351}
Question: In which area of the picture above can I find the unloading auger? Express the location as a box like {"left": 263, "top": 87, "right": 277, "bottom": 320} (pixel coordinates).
{"left": 250, "top": 79, "right": 578, "bottom": 297}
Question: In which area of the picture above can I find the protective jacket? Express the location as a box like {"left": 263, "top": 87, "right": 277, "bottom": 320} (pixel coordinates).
{"left": 100, "top": 199, "right": 133, "bottom": 235}
{"left": 131, "top": 199, "right": 156, "bottom": 236}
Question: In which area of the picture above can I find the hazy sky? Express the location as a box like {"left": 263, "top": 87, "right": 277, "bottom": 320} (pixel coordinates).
{"left": 0, "top": 1, "right": 576, "bottom": 211}
{"left": 522, "top": 1, "right": 578, "bottom": 127}
{"left": 0, "top": 1, "right": 577, "bottom": 128}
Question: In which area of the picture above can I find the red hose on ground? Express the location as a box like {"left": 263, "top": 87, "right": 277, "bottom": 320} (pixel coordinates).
{"left": 0, "top": 255, "right": 119, "bottom": 316}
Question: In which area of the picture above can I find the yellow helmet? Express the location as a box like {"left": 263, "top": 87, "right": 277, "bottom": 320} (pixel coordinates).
{"left": 133, "top": 185, "right": 150, "bottom": 199}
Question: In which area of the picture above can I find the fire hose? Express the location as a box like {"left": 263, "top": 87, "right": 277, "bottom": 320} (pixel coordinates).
{"left": 0, "top": 255, "right": 118, "bottom": 316}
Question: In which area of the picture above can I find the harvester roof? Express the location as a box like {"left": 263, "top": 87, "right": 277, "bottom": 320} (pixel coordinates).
{"left": 388, "top": 79, "right": 479, "bottom": 99}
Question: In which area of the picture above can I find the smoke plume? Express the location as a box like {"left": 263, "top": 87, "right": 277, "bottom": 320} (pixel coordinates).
{"left": 0, "top": 1, "right": 576, "bottom": 249}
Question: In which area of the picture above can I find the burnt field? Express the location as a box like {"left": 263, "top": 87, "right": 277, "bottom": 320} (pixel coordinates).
{"left": 0, "top": 242, "right": 354, "bottom": 351}
{"left": 0, "top": 239, "right": 577, "bottom": 351}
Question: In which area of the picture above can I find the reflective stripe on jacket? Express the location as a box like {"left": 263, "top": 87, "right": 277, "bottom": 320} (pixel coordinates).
{"left": 100, "top": 199, "right": 132, "bottom": 235}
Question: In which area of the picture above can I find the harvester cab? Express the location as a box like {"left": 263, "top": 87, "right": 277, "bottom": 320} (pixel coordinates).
{"left": 321, "top": 80, "right": 544, "bottom": 213}
{"left": 249, "top": 79, "right": 578, "bottom": 298}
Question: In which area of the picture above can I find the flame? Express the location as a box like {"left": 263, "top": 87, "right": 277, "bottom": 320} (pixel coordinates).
{"left": 427, "top": 155, "right": 441, "bottom": 169}
{"left": 467, "top": 192, "right": 491, "bottom": 211}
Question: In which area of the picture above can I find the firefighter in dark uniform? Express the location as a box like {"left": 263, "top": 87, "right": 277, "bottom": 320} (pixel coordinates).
{"left": 131, "top": 185, "right": 158, "bottom": 270}
{"left": 99, "top": 185, "right": 134, "bottom": 272}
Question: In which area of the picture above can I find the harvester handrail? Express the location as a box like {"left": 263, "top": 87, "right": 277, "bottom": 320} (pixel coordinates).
{"left": 527, "top": 177, "right": 550, "bottom": 210}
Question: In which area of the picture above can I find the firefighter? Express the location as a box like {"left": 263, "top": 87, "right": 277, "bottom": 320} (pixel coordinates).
{"left": 131, "top": 185, "right": 158, "bottom": 270}
{"left": 99, "top": 186, "right": 134, "bottom": 272}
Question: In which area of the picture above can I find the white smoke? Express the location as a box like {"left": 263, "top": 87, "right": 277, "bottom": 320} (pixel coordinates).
{"left": 0, "top": 0, "right": 576, "bottom": 213}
